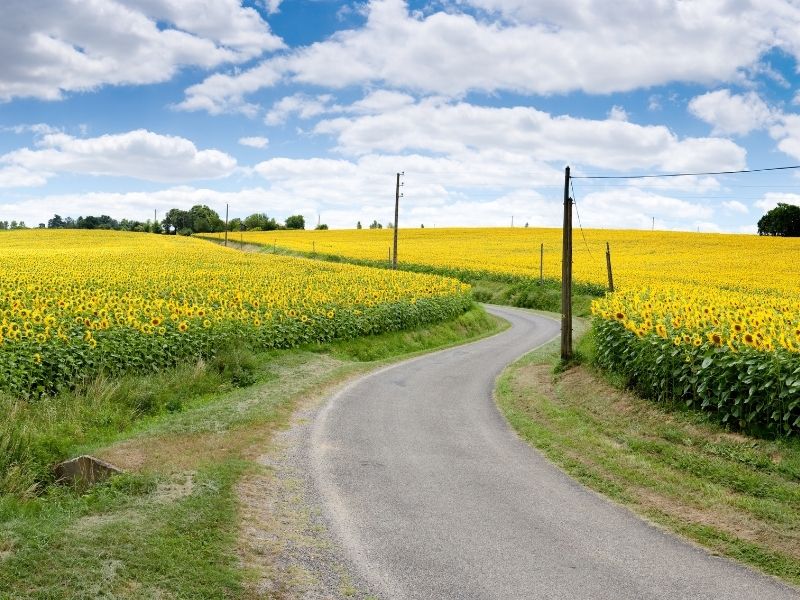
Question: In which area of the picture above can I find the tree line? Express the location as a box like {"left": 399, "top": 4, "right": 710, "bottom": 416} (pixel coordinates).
{"left": 36, "top": 205, "right": 311, "bottom": 234}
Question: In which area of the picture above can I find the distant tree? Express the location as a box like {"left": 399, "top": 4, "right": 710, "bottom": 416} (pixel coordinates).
{"left": 162, "top": 208, "right": 192, "bottom": 234}
{"left": 38, "top": 223, "right": 45, "bottom": 228}
{"left": 758, "top": 203, "right": 800, "bottom": 237}
{"left": 524, "top": 222, "right": 529, "bottom": 228}
{"left": 189, "top": 204, "right": 224, "bottom": 233}
{"left": 48, "top": 214, "right": 65, "bottom": 229}
{"left": 243, "top": 213, "right": 278, "bottom": 231}
{"left": 228, "top": 217, "right": 243, "bottom": 231}
{"left": 0, "top": 221, "right": 7, "bottom": 230}
{"left": 421, "top": 224, "right": 424, "bottom": 228}
{"left": 285, "top": 214, "right": 305, "bottom": 230}
{"left": 368, "top": 220, "right": 382, "bottom": 229}
{"left": 315, "top": 223, "right": 329, "bottom": 230}
{"left": 356, "top": 220, "right": 362, "bottom": 229}
{"left": 386, "top": 222, "right": 394, "bottom": 229}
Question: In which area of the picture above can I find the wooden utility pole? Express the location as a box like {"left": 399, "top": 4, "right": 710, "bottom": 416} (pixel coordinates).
{"left": 606, "top": 242, "right": 615, "bottom": 292}
{"left": 539, "top": 243, "right": 544, "bottom": 284}
{"left": 224, "top": 204, "right": 229, "bottom": 247}
{"left": 393, "top": 172, "right": 402, "bottom": 269}
{"left": 561, "top": 166, "right": 573, "bottom": 361}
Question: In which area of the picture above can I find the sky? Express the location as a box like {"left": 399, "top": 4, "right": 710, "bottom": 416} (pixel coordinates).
{"left": 2, "top": 0, "right": 800, "bottom": 233}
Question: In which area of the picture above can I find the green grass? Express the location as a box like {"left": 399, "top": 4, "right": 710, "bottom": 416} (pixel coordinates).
{"left": 0, "top": 304, "right": 503, "bottom": 599}
{"left": 496, "top": 330, "right": 800, "bottom": 588}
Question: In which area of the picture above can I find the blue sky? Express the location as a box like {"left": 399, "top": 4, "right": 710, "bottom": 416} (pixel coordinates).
{"left": 2, "top": 0, "right": 800, "bottom": 232}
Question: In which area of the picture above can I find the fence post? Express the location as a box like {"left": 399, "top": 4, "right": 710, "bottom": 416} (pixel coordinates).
{"left": 605, "top": 242, "right": 615, "bottom": 292}
{"left": 539, "top": 243, "right": 544, "bottom": 284}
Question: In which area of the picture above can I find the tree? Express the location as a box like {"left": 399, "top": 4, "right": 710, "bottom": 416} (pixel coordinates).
{"left": 315, "top": 223, "right": 329, "bottom": 230}
{"left": 758, "top": 203, "right": 800, "bottom": 236}
{"left": 189, "top": 205, "right": 224, "bottom": 233}
{"left": 162, "top": 208, "right": 192, "bottom": 234}
{"left": 228, "top": 217, "right": 243, "bottom": 231}
{"left": 285, "top": 214, "right": 305, "bottom": 230}
{"left": 243, "top": 213, "right": 278, "bottom": 231}
{"left": 368, "top": 220, "right": 382, "bottom": 229}
{"left": 48, "top": 214, "right": 65, "bottom": 229}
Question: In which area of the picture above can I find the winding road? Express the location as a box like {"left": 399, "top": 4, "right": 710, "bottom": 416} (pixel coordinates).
{"left": 307, "top": 305, "right": 797, "bottom": 599}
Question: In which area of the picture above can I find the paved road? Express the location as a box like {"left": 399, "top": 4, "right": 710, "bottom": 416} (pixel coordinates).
{"left": 308, "top": 305, "right": 798, "bottom": 599}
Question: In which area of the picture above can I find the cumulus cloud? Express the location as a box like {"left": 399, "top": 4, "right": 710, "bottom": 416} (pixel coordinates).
{"left": 239, "top": 136, "right": 270, "bottom": 148}
{"left": 1, "top": 130, "right": 237, "bottom": 183}
{"left": 313, "top": 97, "right": 746, "bottom": 173}
{"left": 770, "top": 114, "right": 800, "bottom": 161}
{"left": 178, "top": 0, "right": 800, "bottom": 114}
{"left": 687, "top": 89, "right": 800, "bottom": 163}
{"left": 754, "top": 192, "right": 800, "bottom": 212}
{"left": 176, "top": 61, "right": 285, "bottom": 116}
{"left": 0, "top": 0, "right": 283, "bottom": 101}
{"left": 0, "top": 166, "right": 49, "bottom": 188}
{"left": 688, "top": 89, "right": 775, "bottom": 136}
{"left": 265, "top": 94, "right": 342, "bottom": 125}
{"left": 722, "top": 200, "right": 749, "bottom": 214}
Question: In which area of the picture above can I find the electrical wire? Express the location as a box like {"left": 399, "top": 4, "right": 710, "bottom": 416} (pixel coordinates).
{"left": 570, "top": 179, "right": 595, "bottom": 260}
{"left": 571, "top": 164, "right": 800, "bottom": 179}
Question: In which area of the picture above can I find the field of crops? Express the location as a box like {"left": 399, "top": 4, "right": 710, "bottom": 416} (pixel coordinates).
{"left": 218, "top": 227, "right": 800, "bottom": 294}
{"left": 223, "top": 227, "right": 800, "bottom": 434}
{"left": 0, "top": 230, "right": 471, "bottom": 398}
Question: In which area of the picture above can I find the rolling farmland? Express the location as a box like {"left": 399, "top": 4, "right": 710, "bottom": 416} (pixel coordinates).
{"left": 0, "top": 230, "right": 471, "bottom": 398}
{"left": 230, "top": 227, "right": 800, "bottom": 434}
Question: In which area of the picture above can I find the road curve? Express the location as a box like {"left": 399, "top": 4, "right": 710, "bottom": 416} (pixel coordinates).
{"left": 308, "top": 305, "right": 797, "bottom": 599}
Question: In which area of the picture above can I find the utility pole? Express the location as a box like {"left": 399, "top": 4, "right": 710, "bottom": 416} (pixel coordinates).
{"left": 511, "top": 215, "right": 514, "bottom": 227}
{"left": 652, "top": 216, "right": 655, "bottom": 231}
{"left": 224, "top": 203, "right": 229, "bottom": 247}
{"left": 561, "top": 166, "right": 573, "bottom": 361}
{"left": 605, "top": 242, "right": 615, "bottom": 292}
{"left": 393, "top": 172, "right": 403, "bottom": 269}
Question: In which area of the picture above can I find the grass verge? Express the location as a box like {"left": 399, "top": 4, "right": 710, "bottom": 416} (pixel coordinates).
{"left": 0, "top": 304, "right": 503, "bottom": 599}
{"left": 496, "top": 331, "right": 800, "bottom": 588}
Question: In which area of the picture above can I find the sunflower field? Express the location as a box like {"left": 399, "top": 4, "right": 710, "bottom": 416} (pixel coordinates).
{"left": 0, "top": 230, "right": 471, "bottom": 399}
{"left": 218, "top": 227, "right": 800, "bottom": 434}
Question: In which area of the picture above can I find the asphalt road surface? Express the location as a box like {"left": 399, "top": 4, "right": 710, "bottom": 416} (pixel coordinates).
{"left": 308, "top": 305, "right": 798, "bottom": 599}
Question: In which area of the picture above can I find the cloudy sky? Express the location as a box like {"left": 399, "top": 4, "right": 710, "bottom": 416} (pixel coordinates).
{"left": 2, "top": 0, "right": 800, "bottom": 232}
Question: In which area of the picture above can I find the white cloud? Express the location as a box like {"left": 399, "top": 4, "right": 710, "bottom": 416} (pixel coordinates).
{"left": 351, "top": 90, "right": 416, "bottom": 114}
{"left": 770, "top": 114, "right": 800, "bottom": 161}
{"left": 313, "top": 97, "right": 746, "bottom": 173}
{"left": 238, "top": 136, "right": 270, "bottom": 149}
{"left": 722, "top": 200, "right": 748, "bottom": 214}
{"left": 0, "top": 0, "right": 283, "bottom": 102}
{"left": 0, "top": 166, "right": 49, "bottom": 188}
{"left": 577, "top": 188, "right": 713, "bottom": 230}
{"left": 688, "top": 89, "right": 775, "bottom": 136}
{"left": 176, "top": 61, "right": 285, "bottom": 116}
{"left": 608, "top": 106, "right": 628, "bottom": 122}
{"left": 263, "top": 0, "right": 283, "bottom": 14}
{"left": 265, "top": 94, "right": 341, "bottom": 125}
{"left": 179, "top": 0, "right": 800, "bottom": 114}
{"left": 754, "top": 192, "right": 800, "bottom": 212}
{"left": 1, "top": 130, "right": 236, "bottom": 183}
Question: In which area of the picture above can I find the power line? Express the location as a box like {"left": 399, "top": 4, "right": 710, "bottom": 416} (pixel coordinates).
{"left": 571, "top": 164, "right": 800, "bottom": 180}
{"left": 570, "top": 179, "right": 595, "bottom": 260}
